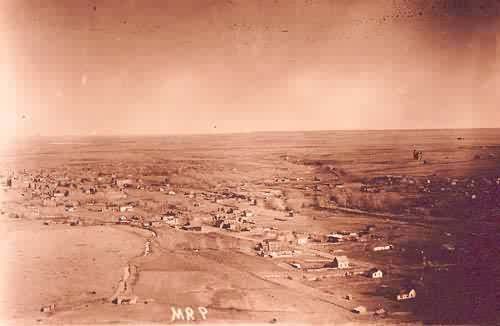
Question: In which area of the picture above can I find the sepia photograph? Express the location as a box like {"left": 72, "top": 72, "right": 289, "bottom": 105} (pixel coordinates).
{"left": 0, "top": 1, "right": 499, "bottom": 325}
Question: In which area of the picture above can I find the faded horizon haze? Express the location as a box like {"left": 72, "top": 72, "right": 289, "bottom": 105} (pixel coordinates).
{"left": 1, "top": 0, "right": 499, "bottom": 139}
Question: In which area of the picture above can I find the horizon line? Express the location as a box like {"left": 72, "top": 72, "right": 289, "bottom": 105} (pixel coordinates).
{"left": 14, "top": 126, "right": 500, "bottom": 139}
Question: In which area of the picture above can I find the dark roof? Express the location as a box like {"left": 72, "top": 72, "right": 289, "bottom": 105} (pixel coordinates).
{"left": 334, "top": 256, "right": 349, "bottom": 263}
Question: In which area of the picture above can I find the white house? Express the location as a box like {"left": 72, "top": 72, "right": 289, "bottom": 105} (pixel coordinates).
{"left": 397, "top": 289, "right": 416, "bottom": 301}
{"left": 242, "top": 210, "right": 254, "bottom": 218}
{"left": 373, "top": 244, "right": 394, "bottom": 252}
{"left": 119, "top": 205, "right": 134, "bottom": 213}
{"left": 116, "top": 179, "right": 133, "bottom": 188}
{"left": 368, "top": 268, "right": 383, "bottom": 279}
{"left": 297, "top": 236, "right": 308, "bottom": 246}
{"left": 118, "top": 216, "right": 129, "bottom": 224}
{"left": 331, "top": 256, "right": 349, "bottom": 269}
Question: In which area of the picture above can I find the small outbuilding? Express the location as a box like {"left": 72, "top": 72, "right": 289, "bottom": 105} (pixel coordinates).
{"left": 40, "top": 304, "right": 56, "bottom": 313}
{"left": 396, "top": 288, "right": 416, "bottom": 301}
{"left": 119, "top": 205, "right": 134, "bottom": 213}
{"left": 116, "top": 179, "right": 133, "bottom": 188}
{"left": 118, "top": 215, "right": 129, "bottom": 224}
{"left": 327, "top": 233, "right": 344, "bottom": 243}
{"left": 296, "top": 236, "right": 308, "bottom": 246}
{"left": 182, "top": 225, "right": 202, "bottom": 232}
{"left": 368, "top": 268, "right": 383, "bottom": 279}
{"left": 442, "top": 244, "right": 456, "bottom": 252}
{"left": 242, "top": 210, "right": 254, "bottom": 218}
{"left": 373, "top": 244, "right": 394, "bottom": 252}
{"left": 352, "top": 306, "right": 367, "bottom": 314}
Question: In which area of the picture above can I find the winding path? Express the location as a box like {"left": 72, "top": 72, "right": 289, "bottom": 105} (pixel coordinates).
{"left": 109, "top": 225, "right": 157, "bottom": 304}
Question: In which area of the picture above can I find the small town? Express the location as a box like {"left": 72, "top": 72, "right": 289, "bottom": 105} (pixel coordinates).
{"left": 1, "top": 0, "right": 500, "bottom": 325}
{"left": 1, "top": 130, "right": 499, "bottom": 324}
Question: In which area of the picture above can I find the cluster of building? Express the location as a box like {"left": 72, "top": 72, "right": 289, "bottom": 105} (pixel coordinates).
{"left": 362, "top": 174, "right": 500, "bottom": 197}
{"left": 116, "top": 208, "right": 190, "bottom": 230}
{"left": 5, "top": 162, "right": 425, "bottom": 318}
{"left": 256, "top": 231, "right": 309, "bottom": 257}
{"left": 8, "top": 169, "right": 180, "bottom": 205}
{"left": 211, "top": 207, "right": 255, "bottom": 232}
{"left": 326, "top": 224, "right": 378, "bottom": 243}
{"left": 200, "top": 189, "right": 250, "bottom": 203}
{"left": 351, "top": 286, "right": 416, "bottom": 315}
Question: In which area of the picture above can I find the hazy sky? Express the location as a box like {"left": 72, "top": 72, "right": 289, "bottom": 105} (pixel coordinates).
{"left": 1, "top": 0, "right": 499, "bottom": 137}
